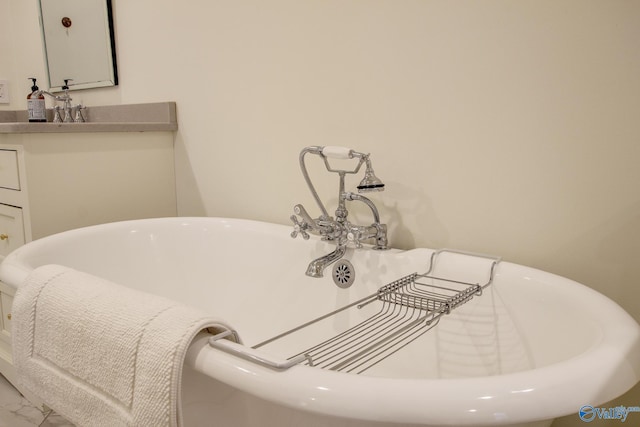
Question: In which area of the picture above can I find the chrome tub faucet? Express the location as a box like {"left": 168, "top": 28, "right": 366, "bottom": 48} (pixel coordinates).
{"left": 290, "top": 146, "right": 388, "bottom": 278}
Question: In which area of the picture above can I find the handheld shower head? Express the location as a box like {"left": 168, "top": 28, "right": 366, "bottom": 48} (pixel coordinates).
{"left": 357, "top": 156, "right": 385, "bottom": 193}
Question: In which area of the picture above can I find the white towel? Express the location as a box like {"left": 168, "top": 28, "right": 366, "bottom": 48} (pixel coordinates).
{"left": 12, "top": 264, "right": 237, "bottom": 427}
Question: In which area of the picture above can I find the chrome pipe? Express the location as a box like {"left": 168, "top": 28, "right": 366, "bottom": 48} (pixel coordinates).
{"left": 299, "top": 146, "right": 330, "bottom": 220}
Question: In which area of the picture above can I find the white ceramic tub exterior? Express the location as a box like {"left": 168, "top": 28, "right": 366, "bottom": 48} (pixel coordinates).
{"left": 0, "top": 217, "right": 638, "bottom": 427}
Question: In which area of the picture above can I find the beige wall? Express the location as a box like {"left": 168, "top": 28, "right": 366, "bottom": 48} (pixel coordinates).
{"left": 2, "top": 1, "right": 639, "bottom": 425}
{"left": 0, "top": 1, "right": 10, "bottom": 81}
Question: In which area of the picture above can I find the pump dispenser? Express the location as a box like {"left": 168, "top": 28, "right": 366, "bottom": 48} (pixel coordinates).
{"left": 27, "top": 78, "right": 46, "bottom": 122}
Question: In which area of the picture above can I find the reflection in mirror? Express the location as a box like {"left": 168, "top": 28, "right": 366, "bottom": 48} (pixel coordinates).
{"left": 38, "top": 0, "right": 118, "bottom": 92}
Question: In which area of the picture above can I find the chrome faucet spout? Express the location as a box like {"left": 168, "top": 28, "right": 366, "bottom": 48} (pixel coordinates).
{"left": 342, "top": 192, "right": 380, "bottom": 223}
{"left": 306, "top": 241, "right": 347, "bottom": 278}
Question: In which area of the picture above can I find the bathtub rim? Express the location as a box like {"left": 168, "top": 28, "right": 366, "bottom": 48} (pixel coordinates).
{"left": 183, "top": 258, "right": 640, "bottom": 426}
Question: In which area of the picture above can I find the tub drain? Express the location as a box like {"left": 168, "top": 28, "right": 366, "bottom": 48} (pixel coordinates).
{"left": 332, "top": 260, "right": 355, "bottom": 288}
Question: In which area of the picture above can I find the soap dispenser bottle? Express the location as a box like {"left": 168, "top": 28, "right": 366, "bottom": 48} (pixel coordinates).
{"left": 27, "top": 78, "right": 46, "bottom": 122}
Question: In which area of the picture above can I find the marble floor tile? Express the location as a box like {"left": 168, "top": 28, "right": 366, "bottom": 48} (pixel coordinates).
{"left": 39, "top": 411, "right": 75, "bottom": 427}
{"left": 0, "top": 374, "right": 45, "bottom": 427}
{"left": 0, "top": 374, "right": 74, "bottom": 427}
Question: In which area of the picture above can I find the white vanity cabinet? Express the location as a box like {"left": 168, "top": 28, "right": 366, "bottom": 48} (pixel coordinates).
{"left": 0, "top": 281, "right": 15, "bottom": 386}
{"left": 0, "top": 148, "right": 27, "bottom": 252}
{"left": 0, "top": 147, "right": 26, "bottom": 388}
{"left": 0, "top": 104, "right": 178, "bottom": 394}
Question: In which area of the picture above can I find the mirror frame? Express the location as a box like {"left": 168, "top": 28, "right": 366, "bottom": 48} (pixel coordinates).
{"left": 38, "top": 0, "right": 118, "bottom": 92}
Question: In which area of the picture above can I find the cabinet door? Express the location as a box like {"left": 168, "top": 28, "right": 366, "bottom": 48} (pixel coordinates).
{"left": 0, "top": 291, "right": 12, "bottom": 339}
{"left": 0, "top": 204, "right": 25, "bottom": 258}
{"left": 0, "top": 150, "right": 20, "bottom": 191}
{"left": 0, "top": 282, "right": 15, "bottom": 345}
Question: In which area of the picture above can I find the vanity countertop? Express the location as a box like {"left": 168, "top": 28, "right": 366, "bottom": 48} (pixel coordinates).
{"left": 0, "top": 102, "right": 177, "bottom": 133}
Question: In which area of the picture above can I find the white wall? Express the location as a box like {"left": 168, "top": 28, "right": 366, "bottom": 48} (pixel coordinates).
{"left": 2, "top": 1, "right": 640, "bottom": 425}
{"left": 0, "top": 0, "right": 15, "bottom": 99}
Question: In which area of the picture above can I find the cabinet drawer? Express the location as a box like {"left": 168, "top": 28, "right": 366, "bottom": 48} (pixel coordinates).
{"left": 0, "top": 150, "right": 20, "bottom": 191}
{"left": 0, "top": 204, "right": 25, "bottom": 257}
{"left": 0, "top": 291, "right": 12, "bottom": 336}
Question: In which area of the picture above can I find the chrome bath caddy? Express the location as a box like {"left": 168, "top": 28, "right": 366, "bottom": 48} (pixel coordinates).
{"left": 210, "top": 249, "right": 501, "bottom": 374}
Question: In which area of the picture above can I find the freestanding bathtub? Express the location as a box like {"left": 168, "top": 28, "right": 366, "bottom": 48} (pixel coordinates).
{"left": 0, "top": 217, "right": 639, "bottom": 427}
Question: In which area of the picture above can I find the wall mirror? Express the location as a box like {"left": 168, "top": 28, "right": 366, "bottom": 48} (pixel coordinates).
{"left": 38, "top": 0, "right": 118, "bottom": 92}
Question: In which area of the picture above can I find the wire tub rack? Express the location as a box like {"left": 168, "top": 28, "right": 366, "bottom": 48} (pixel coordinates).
{"left": 210, "top": 249, "right": 501, "bottom": 374}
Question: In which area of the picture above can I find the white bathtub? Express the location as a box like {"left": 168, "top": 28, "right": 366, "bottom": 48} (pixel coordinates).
{"left": 1, "top": 217, "right": 639, "bottom": 427}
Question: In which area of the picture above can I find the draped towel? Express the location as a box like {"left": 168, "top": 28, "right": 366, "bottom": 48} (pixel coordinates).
{"left": 12, "top": 264, "right": 237, "bottom": 427}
